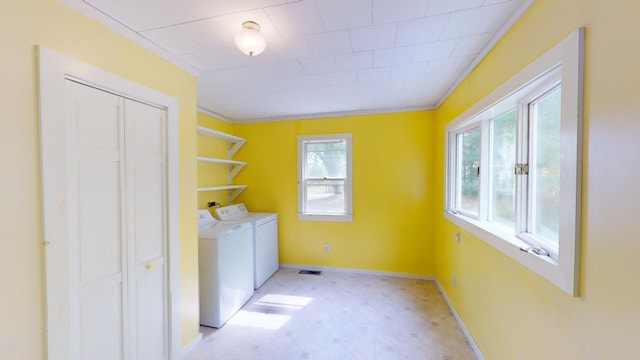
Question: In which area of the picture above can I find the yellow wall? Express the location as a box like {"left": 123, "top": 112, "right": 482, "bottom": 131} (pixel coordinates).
{"left": 0, "top": 0, "right": 200, "bottom": 358}
{"left": 214, "top": 111, "right": 437, "bottom": 275}
{"left": 435, "top": 0, "right": 640, "bottom": 358}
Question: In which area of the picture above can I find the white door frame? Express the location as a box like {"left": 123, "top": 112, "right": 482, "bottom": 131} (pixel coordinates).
{"left": 37, "top": 46, "right": 181, "bottom": 359}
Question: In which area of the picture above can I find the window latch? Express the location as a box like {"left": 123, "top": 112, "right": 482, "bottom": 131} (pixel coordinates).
{"left": 520, "top": 246, "right": 549, "bottom": 257}
{"left": 514, "top": 163, "right": 529, "bottom": 175}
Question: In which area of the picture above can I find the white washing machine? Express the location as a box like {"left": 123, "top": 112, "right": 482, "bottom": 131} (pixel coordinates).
{"left": 215, "top": 203, "right": 278, "bottom": 289}
{"left": 197, "top": 209, "right": 254, "bottom": 328}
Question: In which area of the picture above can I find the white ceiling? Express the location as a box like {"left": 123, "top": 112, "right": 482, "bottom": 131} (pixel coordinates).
{"left": 63, "top": 0, "right": 531, "bottom": 122}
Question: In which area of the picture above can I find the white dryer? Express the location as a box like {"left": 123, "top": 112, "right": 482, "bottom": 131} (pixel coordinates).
{"left": 197, "top": 210, "right": 253, "bottom": 328}
{"left": 215, "top": 203, "right": 278, "bottom": 289}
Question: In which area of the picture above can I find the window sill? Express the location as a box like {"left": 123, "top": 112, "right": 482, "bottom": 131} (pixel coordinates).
{"left": 298, "top": 213, "right": 353, "bottom": 222}
{"left": 444, "top": 211, "right": 580, "bottom": 295}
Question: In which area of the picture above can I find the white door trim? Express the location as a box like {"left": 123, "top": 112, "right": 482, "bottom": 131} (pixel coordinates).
{"left": 37, "top": 46, "right": 181, "bottom": 359}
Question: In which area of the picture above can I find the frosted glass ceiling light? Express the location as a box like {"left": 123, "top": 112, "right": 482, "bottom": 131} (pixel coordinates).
{"left": 235, "top": 21, "right": 267, "bottom": 57}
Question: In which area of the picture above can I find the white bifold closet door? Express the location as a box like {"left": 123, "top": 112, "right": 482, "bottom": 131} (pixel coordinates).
{"left": 44, "top": 79, "right": 168, "bottom": 360}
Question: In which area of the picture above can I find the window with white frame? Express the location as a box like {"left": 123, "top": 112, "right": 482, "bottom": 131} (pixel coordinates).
{"left": 297, "top": 134, "right": 352, "bottom": 222}
{"left": 445, "top": 29, "right": 583, "bottom": 296}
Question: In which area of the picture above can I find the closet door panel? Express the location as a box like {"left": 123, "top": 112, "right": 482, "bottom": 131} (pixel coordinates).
{"left": 132, "top": 164, "right": 165, "bottom": 261}
{"left": 133, "top": 262, "right": 166, "bottom": 359}
{"left": 77, "top": 160, "right": 122, "bottom": 284}
{"left": 125, "top": 98, "right": 168, "bottom": 359}
{"left": 65, "top": 80, "right": 126, "bottom": 360}
{"left": 79, "top": 282, "right": 124, "bottom": 360}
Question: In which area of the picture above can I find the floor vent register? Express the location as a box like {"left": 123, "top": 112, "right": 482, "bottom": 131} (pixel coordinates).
{"left": 298, "top": 270, "right": 322, "bottom": 275}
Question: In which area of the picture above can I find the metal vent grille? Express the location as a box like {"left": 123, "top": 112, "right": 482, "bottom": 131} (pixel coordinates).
{"left": 298, "top": 270, "right": 322, "bottom": 275}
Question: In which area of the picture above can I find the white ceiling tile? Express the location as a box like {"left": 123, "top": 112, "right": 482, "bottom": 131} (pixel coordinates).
{"left": 197, "top": 60, "right": 299, "bottom": 86}
{"left": 411, "top": 39, "right": 458, "bottom": 62}
{"left": 168, "top": 17, "right": 230, "bottom": 52}
{"left": 317, "top": 85, "right": 348, "bottom": 97}
{"left": 85, "top": 0, "right": 289, "bottom": 31}
{"left": 357, "top": 67, "right": 391, "bottom": 82}
{"left": 350, "top": 23, "right": 397, "bottom": 52}
{"left": 305, "top": 30, "right": 353, "bottom": 56}
{"left": 273, "top": 101, "right": 330, "bottom": 117}
{"left": 264, "top": 0, "right": 325, "bottom": 36}
{"left": 389, "top": 62, "right": 428, "bottom": 80}
{"left": 84, "top": 0, "right": 166, "bottom": 31}
{"left": 268, "top": 36, "right": 315, "bottom": 60}
{"left": 198, "top": 71, "right": 235, "bottom": 87}
{"left": 264, "top": 60, "right": 307, "bottom": 78}
{"left": 359, "top": 92, "right": 376, "bottom": 108}
{"left": 397, "top": 87, "right": 423, "bottom": 107}
{"left": 334, "top": 51, "right": 374, "bottom": 71}
{"left": 340, "top": 82, "right": 375, "bottom": 94}
{"left": 352, "top": 81, "right": 376, "bottom": 94}
{"left": 372, "top": 91, "right": 404, "bottom": 108}
{"left": 298, "top": 56, "right": 338, "bottom": 74}
{"left": 450, "top": 33, "right": 494, "bottom": 58}
{"left": 141, "top": 26, "right": 207, "bottom": 56}
{"left": 328, "top": 71, "right": 358, "bottom": 85}
{"left": 297, "top": 74, "right": 331, "bottom": 88}
{"left": 424, "top": 0, "right": 484, "bottom": 17}
{"left": 424, "top": 55, "right": 476, "bottom": 84}
{"left": 374, "top": 79, "right": 410, "bottom": 92}
{"left": 196, "top": 86, "right": 228, "bottom": 101}
{"left": 373, "top": 46, "right": 414, "bottom": 67}
{"left": 372, "top": 0, "right": 428, "bottom": 24}
{"left": 401, "top": 91, "right": 426, "bottom": 107}
{"left": 483, "top": 0, "right": 511, "bottom": 5}
{"left": 243, "top": 78, "right": 301, "bottom": 93}
{"left": 316, "top": 0, "right": 373, "bottom": 31}
{"left": 441, "top": 2, "right": 519, "bottom": 39}
{"left": 395, "top": 14, "right": 449, "bottom": 46}
{"left": 180, "top": 47, "right": 275, "bottom": 71}
{"left": 204, "top": 0, "right": 290, "bottom": 16}
{"left": 319, "top": 94, "right": 364, "bottom": 111}
{"left": 272, "top": 87, "right": 321, "bottom": 101}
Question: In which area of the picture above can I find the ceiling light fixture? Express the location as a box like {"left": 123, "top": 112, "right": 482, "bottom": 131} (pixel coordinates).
{"left": 234, "top": 21, "right": 267, "bottom": 57}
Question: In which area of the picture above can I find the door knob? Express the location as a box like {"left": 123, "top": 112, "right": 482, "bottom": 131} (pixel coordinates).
{"left": 146, "top": 263, "right": 153, "bottom": 270}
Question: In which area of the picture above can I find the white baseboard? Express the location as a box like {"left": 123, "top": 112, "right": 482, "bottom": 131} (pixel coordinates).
{"left": 180, "top": 332, "right": 203, "bottom": 359}
{"left": 434, "top": 279, "right": 485, "bottom": 360}
{"left": 279, "top": 263, "right": 435, "bottom": 281}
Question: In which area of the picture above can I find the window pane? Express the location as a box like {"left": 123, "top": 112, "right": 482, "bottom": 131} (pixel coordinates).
{"left": 305, "top": 140, "right": 346, "bottom": 178}
{"left": 529, "top": 87, "right": 561, "bottom": 245}
{"left": 457, "top": 128, "right": 480, "bottom": 215}
{"left": 305, "top": 179, "right": 345, "bottom": 214}
{"left": 490, "top": 109, "right": 517, "bottom": 228}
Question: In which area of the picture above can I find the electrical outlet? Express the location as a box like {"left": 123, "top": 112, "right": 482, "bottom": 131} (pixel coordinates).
{"left": 324, "top": 244, "right": 330, "bottom": 253}
{"left": 455, "top": 231, "right": 461, "bottom": 244}
{"left": 452, "top": 275, "right": 457, "bottom": 288}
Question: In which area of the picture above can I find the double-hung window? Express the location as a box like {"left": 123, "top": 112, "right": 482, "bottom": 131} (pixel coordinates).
{"left": 297, "top": 134, "right": 353, "bottom": 222}
{"left": 445, "top": 29, "right": 584, "bottom": 295}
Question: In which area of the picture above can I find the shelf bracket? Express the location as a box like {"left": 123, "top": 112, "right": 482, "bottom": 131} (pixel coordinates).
{"left": 229, "top": 164, "right": 244, "bottom": 180}
{"left": 228, "top": 141, "right": 245, "bottom": 158}
{"left": 229, "top": 186, "right": 246, "bottom": 203}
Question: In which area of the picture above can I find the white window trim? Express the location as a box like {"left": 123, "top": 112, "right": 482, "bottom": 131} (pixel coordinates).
{"left": 444, "top": 29, "right": 584, "bottom": 296}
{"left": 297, "top": 133, "right": 353, "bottom": 222}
